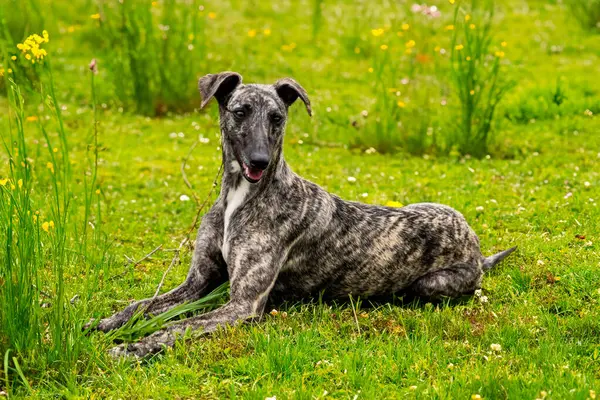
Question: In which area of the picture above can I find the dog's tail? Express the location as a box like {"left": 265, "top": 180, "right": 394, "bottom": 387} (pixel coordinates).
{"left": 482, "top": 246, "right": 517, "bottom": 271}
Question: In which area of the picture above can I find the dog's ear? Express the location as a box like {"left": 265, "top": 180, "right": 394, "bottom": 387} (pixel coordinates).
{"left": 199, "top": 72, "right": 242, "bottom": 108}
{"left": 274, "top": 78, "right": 312, "bottom": 117}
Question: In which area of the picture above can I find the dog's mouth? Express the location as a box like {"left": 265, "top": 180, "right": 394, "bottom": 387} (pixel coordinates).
{"left": 241, "top": 161, "right": 265, "bottom": 183}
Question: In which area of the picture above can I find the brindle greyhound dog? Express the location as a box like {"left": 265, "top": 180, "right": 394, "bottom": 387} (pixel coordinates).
{"left": 92, "top": 72, "right": 516, "bottom": 357}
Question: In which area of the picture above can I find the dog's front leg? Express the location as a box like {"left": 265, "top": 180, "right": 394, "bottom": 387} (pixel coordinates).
{"left": 90, "top": 205, "right": 227, "bottom": 332}
{"left": 108, "top": 240, "right": 283, "bottom": 358}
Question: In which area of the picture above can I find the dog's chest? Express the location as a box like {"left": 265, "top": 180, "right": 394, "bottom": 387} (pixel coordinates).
{"left": 222, "top": 180, "right": 251, "bottom": 259}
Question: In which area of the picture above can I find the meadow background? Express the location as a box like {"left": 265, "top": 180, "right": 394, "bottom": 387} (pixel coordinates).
{"left": 0, "top": 0, "right": 599, "bottom": 398}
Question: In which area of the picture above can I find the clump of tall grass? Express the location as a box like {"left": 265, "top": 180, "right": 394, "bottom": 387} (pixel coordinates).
{"left": 0, "top": 32, "right": 110, "bottom": 394}
{"left": 566, "top": 0, "right": 600, "bottom": 32}
{"left": 447, "top": 0, "right": 514, "bottom": 157}
{"left": 94, "top": 0, "right": 206, "bottom": 116}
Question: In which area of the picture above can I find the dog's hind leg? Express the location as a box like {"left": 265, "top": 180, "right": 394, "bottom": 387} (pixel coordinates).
{"left": 90, "top": 207, "right": 227, "bottom": 333}
{"left": 405, "top": 264, "right": 483, "bottom": 299}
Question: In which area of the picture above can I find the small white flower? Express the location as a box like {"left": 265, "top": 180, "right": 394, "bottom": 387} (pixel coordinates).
{"left": 584, "top": 181, "right": 591, "bottom": 187}
{"left": 490, "top": 343, "right": 502, "bottom": 352}
{"left": 479, "top": 295, "right": 488, "bottom": 304}
{"left": 179, "top": 194, "right": 190, "bottom": 201}
{"left": 564, "top": 192, "right": 573, "bottom": 199}
{"left": 347, "top": 176, "right": 357, "bottom": 183}
{"left": 474, "top": 289, "right": 482, "bottom": 297}
{"left": 265, "top": 397, "right": 277, "bottom": 400}
{"left": 476, "top": 206, "right": 484, "bottom": 212}
{"left": 361, "top": 192, "right": 368, "bottom": 198}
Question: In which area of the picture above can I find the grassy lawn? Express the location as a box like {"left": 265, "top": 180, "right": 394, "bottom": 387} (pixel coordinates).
{"left": 1, "top": 0, "right": 599, "bottom": 398}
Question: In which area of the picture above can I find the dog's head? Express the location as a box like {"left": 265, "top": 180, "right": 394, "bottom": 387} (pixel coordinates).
{"left": 199, "top": 72, "right": 311, "bottom": 183}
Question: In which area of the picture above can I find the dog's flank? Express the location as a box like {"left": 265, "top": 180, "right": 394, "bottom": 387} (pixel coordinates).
{"left": 91, "top": 71, "right": 516, "bottom": 357}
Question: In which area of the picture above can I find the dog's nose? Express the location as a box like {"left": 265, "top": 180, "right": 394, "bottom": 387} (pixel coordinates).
{"left": 249, "top": 153, "right": 270, "bottom": 170}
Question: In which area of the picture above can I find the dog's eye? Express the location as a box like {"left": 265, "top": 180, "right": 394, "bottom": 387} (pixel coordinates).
{"left": 233, "top": 109, "right": 246, "bottom": 118}
{"left": 271, "top": 114, "right": 283, "bottom": 124}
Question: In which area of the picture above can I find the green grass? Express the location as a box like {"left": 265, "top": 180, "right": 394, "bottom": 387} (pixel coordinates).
{"left": 1, "top": 0, "right": 600, "bottom": 398}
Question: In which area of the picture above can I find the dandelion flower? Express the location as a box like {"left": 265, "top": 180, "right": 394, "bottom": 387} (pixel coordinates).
{"left": 470, "top": 90, "right": 475, "bottom": 95}
{"left": 0, "top": 178, "right": 8, "bottom": 186}
{"left": 17, "top": 179, "right": 23, "bottom": 189}
{"left": 42, "top": 222, "right": 50, "bottom": 232}
{"left": 471, "top": 395, "right": 481, "bottom": 400}
{"left": 401, "top": 23, "right": 410, "bottom": 31}
{"left": 11, "top": 55, "right": 16, "bottom": 60}
{"left": 47, "top": 162, "right": 54, "bottom": 173}
{"left": 449, "top": 0, "right": 455, "bottom": 4}
{"left": 386, "top": 200, "right": 404, "bottom": 207}
{"left": 380, "top": 44, "right": 388, "bottom": 50}
{"left": 469, "top": 24, "right": 476, "bottom": 29}
{"left": 208, "top": 12, "right": 216, "bottom": 19}
{"left": 495, "top": 51, "right": 505, "bottom": 58}
{"left": 263, "top": 28, "right": 271, "bottom": 36}
{"left": 466, "top": 56, "right": 471, "bottom": 61}
{"left": 247, "top": 29, "right": 257, "bottom": 38}
{"left": 7, "top": 68, "right": 12, "bottom": 74}
{"left": 405, "top": 40, "right": 416, "bottom": 48}
{"left": 397, "top": 100, "right": 406, "bottom": 108}
{"left": 368, "top": 67, "right": 374, "bottom": 73}
{"left": 465, "top": 14, "right": 471, "bottom": 21}
{"left": 455, "top": 44, "right": 464, "bottom": 50}
{"left": 371, "top": 28, "right": 384, "bottom": 37}
{"left": 445, "top": 25, "right": 455, "bottom": 31}
{"left": 90, "top": 13, "right": 101, "bottom": 19}
{"left": 501, "top": 41, "right": 507, "bottom": 47}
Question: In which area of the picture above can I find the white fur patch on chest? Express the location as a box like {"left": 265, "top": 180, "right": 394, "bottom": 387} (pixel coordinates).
{"left": 222, "top": 179, "right": 250, "bottom": 259}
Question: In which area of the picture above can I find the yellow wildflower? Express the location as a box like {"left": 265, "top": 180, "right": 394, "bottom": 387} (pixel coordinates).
{"left": 33, "top": 215, "right": 38, "bottom": 223}
{"left": 405, "top": 40, "right": 416, "bottom": 48}
{"left": 405, "top": 48, "right": 413, "bottom": 54}
{"left": 501, "top": 41, "right": 507, "bottom": 47}
{"left": 208, "top": 12, "right": 216, "bottom": 19}
{"left": 449, "top": 0, "right": 455, "bottom": 3}
{"left": 380, "top": 44, "right": 388, "bottom": 50}
{"left": 397, "top": 101, "right": 406, "bottom": 108}
{"left": 455, "top": 44, "right": 464, "bottom": 50}
{"left": 17, "top": 179, "right": 23, "bottom": 189}
{"left": 396, "top": 31, "right": 403, "bottom": 37}
{"left": 188, "top": 33, "right": 194, "bottom": 41}
{"left": 7, "top": 68, "right": 12, "bottom": 74}
{"left": 469, "top": 24, "right": 476, "bottom": 29}
{"left": 247, "top": 29, "right": 257, "bottom": 38}
{"left": 354, "top": 47, "right": 361, "bottom": 54}
{"left": 471, "top": 395, "right": 481, "bottom": 400}
{"left": 368, "top": 67, "right": 374, "bottom": 73}
{"left": 386, "top": 200, "right": 404, "bottom": 207}
{"left": 371, "top": 28, "right": 384, "bottom": 37}
{"left": 42, "top": 221, "right": 50, "bottom": 232}
{"left": 53, "top": 147, "right": 58, "bottom": 153}
{"left": 466, "top": 56, "right": 471, "bottom": 61}
{"left": 401, "top": 23, "right": 410, "bottom": 31}
{"left": 26, "top": 116, "right": 38, "bottom": 122}
{"left": 495, "top": 51, "right": 505, "bottom": 58}
{"left": 434, "top": 45, "right": 441, "bottom": 52}
{"left": 0, "top": 68, "right": 4, "bottom": 77}
{"left": 47, "top": 162, "right": 54, "bottom": 173}
{"left": 16, "top": 31, "right": 49, "bottom": 62}
{"left": 470, "top": 90, "right": 475, "bottom": 95}
{"left": 67, "top": 26, "right": 76, "bottom": 33}
{"left": 445, "top": 25, "right": 455, "bottom": 31}
{"left": 11, "top": 55, "right": 16, "bottom": 60}
{"left": 151, "top": 1, "right": 158, "bottom": 6}
{"left": 465, "top": 14, "right": 471, "bottom": 21}
{"left": 49, "top": 221, "right": 54, "bottom": 228}
{"left": 95, "top": 189, "right": 101, "bottom": 194}
{"left": 263, "top": 28, "right": 271, "bottom": 36}
{"left": 91, "top": 13, "right": 101, "bottom": 19}
{"left": 0, "top": 178, "right": 8, "bottom": 186}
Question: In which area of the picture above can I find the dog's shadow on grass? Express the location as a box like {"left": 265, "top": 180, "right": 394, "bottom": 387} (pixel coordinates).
{"left": 267, "top": 290, "right": 475, "bottom": 314}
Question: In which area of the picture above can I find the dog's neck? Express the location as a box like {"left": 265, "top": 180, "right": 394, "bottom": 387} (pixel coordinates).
{"left": 220, "top": 137, "right": 290, "bottom": 196}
